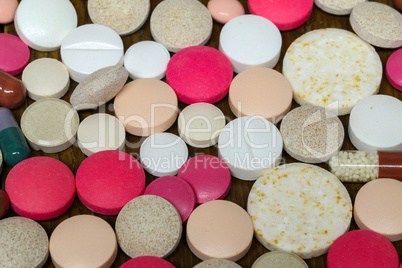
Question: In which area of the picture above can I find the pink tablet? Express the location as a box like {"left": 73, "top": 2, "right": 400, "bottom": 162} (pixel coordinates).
{"left": 166, "top": 46, "right": 233, "bottom": 104}
{"left": 76, "top": 150, "right": 146, "bottom": 215}
{"left": 327, "top": 230, "right": 399, "bottom": 268}
{"left": 144, "top": 176, "right": 196, "bottom": 223}
{"left": 386, "top": 48, "right": 402, "bottom": 92}
{"left": 120, "top": 256, "right": 176, "bottom": 268}
{"left": 178, "top": 155, "right": 231, "bottom": 204}
{"left": 0, "top": 33, "right": 30, "bottom": 75}
{"left": 248, "top": 0, "right": 313, "bottom": 31}
{"left": 207, "top": 0, "right": 245, "bottom": 24}
{"left": 5, "top": 157, "right": 75, "bottom": 220}
{"left": 0, "top": 0, "right": 18, "bottom": 24}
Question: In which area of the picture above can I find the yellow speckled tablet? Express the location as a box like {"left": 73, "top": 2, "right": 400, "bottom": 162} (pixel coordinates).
{"left": 247, "top": 163, "right": 352, "bottom": 259}
{"left": 283, "top": 28, "right": 382, "bottom": 116}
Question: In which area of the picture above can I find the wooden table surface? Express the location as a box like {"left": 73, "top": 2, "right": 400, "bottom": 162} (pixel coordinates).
{"left": 2, "top": 0, "right": 402, "bottom": 267}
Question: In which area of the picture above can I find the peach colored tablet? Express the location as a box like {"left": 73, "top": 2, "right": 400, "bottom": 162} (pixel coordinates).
{"left": 354, "top": 179, "right": 402, "bottom": 241}
{"left": 229, "top": 67, "right": 292, "bottom": 124}
{"left": 49, "top": 215, "right": 117, "bottom": 268}
{"left": 186, "top": 200, "right": 253, "bottom": 261}
{"left": 114, "top": 79, "right": 178, "bottom": 136}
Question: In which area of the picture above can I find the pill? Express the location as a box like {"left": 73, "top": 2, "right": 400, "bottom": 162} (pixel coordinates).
{"left": 76, "top": 150, "right": 145, "bottom": 215}
{"left": 252, "top": 251, "right": 308, "bottom": 268}
{"left": 350, "top": 2, "right": 402, "bottom": 49}
{"left": 15, "top": 0, "right": 77, "bottom": 52}
{"left": 88, "top": 0, "right": 150, "bottom": 36}
{"left": 207, "top": 0, "right": 245, "bottom": 24}
{"left": 314, "top": 0, "right": 366, "bottom": 15}
{"left": 121, "top": 256, "right": 176, "bottom": 268}
{"left": 0, "top": 189, "right": 10, "bottom": 219}
{"left": 0, "top": 69, "right": 26, "bottom": 109}
{"left": 5, "top": 156, "right": 76, "bottom": 220}
{"left": 0, "top": 33, "right": 30, "bottom": 76}
{"left": 61, "top": 24, "right": 124, "bottom": 83}
{"left": 194, "top": 259, "right": 242, "bottom": 268}
{"left": 386, "top": 48, "right": 402, "bottom": 92}
{"left": 0, "top": 217, "right": 49, "bottom": 268}
{"left": 0, "top": 0, "right": 18, "bottom": 24}
{"left": 248, "top": 0, "right": 313, "bottom": 31}
{"left": 49, "top": 215, "right": 117, "bottom": 268}
{"left": 283, "top": 28, "right": 382, "bottom": 116}
{"left": 166, "top": 46, "right": 233, "bottom": 104}
{"left": 219, "top": 15, "right": 282, "bottom": 73}
{"left": 22, "top": 58, "right": 70, "bottom": 101}
{"left": 327, "top": 230, "right": 399, "bottom": 268}
{"left": 0, "top": 107, "right": 30, "bottom": 167}
{"left": 150, "top": 0, "right": 212, "bottom": 52}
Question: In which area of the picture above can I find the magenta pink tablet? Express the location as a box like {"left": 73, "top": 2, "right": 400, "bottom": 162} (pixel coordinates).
{"left": 386, "top": 48, "right": 402, "bottom": 92}
{"left": 76, "top": 150, "right": 146, "bottom": 215}
{"left": 5, "top": 157, "right": 75, "bottom": 220}
{"left": 120, "top": 256, "right": 175, "bottom": 268}
{"left": 0, "top": 33, "right": 30, "bottom": 75}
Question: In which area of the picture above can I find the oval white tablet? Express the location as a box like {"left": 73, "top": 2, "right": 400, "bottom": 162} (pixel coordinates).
{"left": 219, "top": 15, "right": 282, "bottom": 73}
{"left": 140, "top": 133, "right": 189, "bottom": 177}
{"left": 349, "top": 95, "right": 402, "bottom": 151}
{"left": 77, "top": 113, "right": 126, "bottom": 156}
{"left": 124, "top": 41, "right": 170, "bottom": 80}
{"left": 178, "top": 103, "right": 226, "bottom": 148}
{"left": 61, "top": 24, "right": 124, "bottom": 83}
{"left": 22, "top": 58, "right": 70, "bottom": 101}
{"left": 283, "top": 28, "right": 382, "bottom": 116}
{"left": 15, "top": 0, "right": 77, "bottom": 52}
{"left": 218, "top": 116, "right": 283, "bottom": 181}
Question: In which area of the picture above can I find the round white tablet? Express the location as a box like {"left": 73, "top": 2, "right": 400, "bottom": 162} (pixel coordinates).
{"left": 349, "top": 94, "right": 402, "bottom": 151}
{"left": 283, "top": 28, "right": 382, "bottom": 116}
{"left": 219, "top": 15, "right": 282, "bottom": 73}
{"left": 178, "top": 103, "right": 226, "bottom": 148}
{"left": 248, "top": 163, "right": 352, "bottom": 259}
{"left": 61, "top": 24, "right": 124, "bottom": 83}
{"left": 218, "top": 116, "right": 283, "bottom": 181}
{"left": 14, "top": 0, "right": 77, "bottom": 52}
{"left": 124, "top": 41, "right": 171, "bottom": 80}
{"left": 22, "top": 58, "right": 70, "bottom": 101}
{"left": 77, "top": 113, "right": 126, "bottom": 156}
{"left": 140, "top": 133, "right": 188, "bottom": 177}
{"left": 314, "top": 0, "right": 366, "bottom": 15}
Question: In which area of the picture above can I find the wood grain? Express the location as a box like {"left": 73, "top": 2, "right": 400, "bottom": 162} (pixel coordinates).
{"left": 2, "top": 0, "right": 402, "bottom": 267}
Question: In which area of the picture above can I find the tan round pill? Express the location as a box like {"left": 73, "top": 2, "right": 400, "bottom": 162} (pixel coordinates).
{"left": 194, "top": 259, "right": 242, "bottom": 268}
{"left": 252, "top": 251, "right": 308, "bottom": 268}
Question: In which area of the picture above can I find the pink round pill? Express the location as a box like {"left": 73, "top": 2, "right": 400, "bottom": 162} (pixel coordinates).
{"left": 166, "top": 46, "right": 233, "bottom": 104}
{"left": 0, "top": 33, "right": 30, "bottom": 75}
{"left": 327, "top": 230, "right": 399, "bottom": 268}
{"left": 120, "top": 256, "right": 176, "bottom": 268}
{"left": 5, "top": 157, "right": 75, "bottom": 220}
{"left": 386, "top": 48, "right": 402, "bottom": 92}
{"left": 248, "top": 0, "right": 313, "bottom": 31}
{"left": 0, "top": 0, "right": 18, "bottom": 24}
{"left": 178, "top": 155, "right": 231, "bottom": 204}
{"left": 207, "top": 0, "right": 245, "bottom": 24}
{"left": 144, "top": 176, "right": 196, "bottom": 223}
{"left": 76, "top": 150, "right": 146, "bottom": 215}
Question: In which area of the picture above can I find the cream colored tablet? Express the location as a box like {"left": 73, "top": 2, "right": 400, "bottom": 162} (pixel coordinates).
{"left": 350, "top": 2, "right": 402, "bottom": 49}
{"left": 283, "top": 28, "right": 382, "bottom": 116}
{"left": 252, "top": 251, "right": 308, "bottom": 268}
{"left": 194, "top": 259, "right": 242, "bottom": 268}
{"left": 77, "top": 113, "right": 126, "bottom": 156}
{"left": 248, "top": 163, "right": 352, "bottom": 259}
{"left": 314, "top": 0, "right": 366, "bottom": 15}
{"left": 178, "top": 103, "right": 225, "bottom": 148}
{"left": 22, "top": 58, "right": 70, "bottom": 101}
{"left": 88, "top": 0, "right": 150, "bottom": 35}
{"left": 21, "top": 98, "right": 79, "bottom": 153}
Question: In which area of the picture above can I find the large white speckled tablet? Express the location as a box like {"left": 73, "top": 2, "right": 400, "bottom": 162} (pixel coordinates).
{"left": 283, "top": 28, "right": 382, "bottom": 116}
{"left": 314, "top": 0, "right": 366, "bottom": 15}
{"left": 247, "top": 163, "right": 352, "bottom": 259}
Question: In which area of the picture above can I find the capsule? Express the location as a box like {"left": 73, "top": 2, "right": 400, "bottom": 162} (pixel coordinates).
{"left": 328, "top": 150, "right": 402, "bottom": 183}
{"left": 0, "top": 69, "right": 26, "bottom": 109}
{"left": 0, "top": 107, "right": 30, "bottom": 166}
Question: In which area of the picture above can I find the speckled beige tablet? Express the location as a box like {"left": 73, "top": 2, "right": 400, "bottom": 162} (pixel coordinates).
{"left": 248, "top": 163, "right": 352, "bottom": 259}
{"left": 150, "top": 0, "right": 212, "bottom": 52}
{"left": 350, "top": 2, "right": 402, "bottom": 48}
{"left": 283, "top": 28, "right": 382, "bottom": 116}
{"left": 314, "top": 0, "right": 366, "bottom": 15}
{"left": 0, "top": 216, "right": 49, "bottom": 268}
{"left": 88, "top": 0, "right": 150, "bottom": 35}
{"left": 193, "top": 259, "right": 242, "bottom": 268}
{"left": 22, "top": 58, "right": 70, "bottom": 101}
{"left": 21, "top": 98, "right": 79, "bottom": 153}
{"left": 280, "top": 106, "right": 344, "bottom": 163}
{"left": 252, "top": 251, "right": 308, "bottom": 268}
{"left": 116, "top": 195, "right": 182, "bottom": 258}
{"left": 49, "top": 215, "right": 117, "bottom": 268}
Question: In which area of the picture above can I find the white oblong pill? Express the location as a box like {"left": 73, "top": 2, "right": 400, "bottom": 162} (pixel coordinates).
{"left": 61, "top": 24, "right": 124, "bottom": 83}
